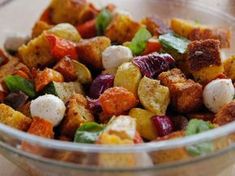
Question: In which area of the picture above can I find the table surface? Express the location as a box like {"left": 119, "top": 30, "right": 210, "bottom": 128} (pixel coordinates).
{"left": 1, "top": 0, "right": 235, "bottom": 176}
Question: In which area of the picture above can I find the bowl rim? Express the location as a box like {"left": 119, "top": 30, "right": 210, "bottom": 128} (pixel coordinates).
{"left": 1, "top": 0, "right": 235, "bottom": 171}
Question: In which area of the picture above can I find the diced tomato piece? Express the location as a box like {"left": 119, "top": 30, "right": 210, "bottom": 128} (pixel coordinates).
{"left": 14, "top": 70, "right": 30, "bottom": 80}
{"left": 35, "top": 68, "right": 64, "bottom": 92}
{"left": 54, "top": 57, "right": 77, "bottom": 81}
{"left": 143, "top": 38, "right": 162, "bottom": 55}
{"left": 77, "top": 19, "right": 97, "bottom": 39}
{"left": 46, "top": 34, "right": 78, "bottom": 60}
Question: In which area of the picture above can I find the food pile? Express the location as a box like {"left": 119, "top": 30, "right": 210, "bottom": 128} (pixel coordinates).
{"left": 0, "top": 0, "right": 234, "bottom": 164}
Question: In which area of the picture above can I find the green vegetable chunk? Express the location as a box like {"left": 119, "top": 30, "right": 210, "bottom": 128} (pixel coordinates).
{"left": 128, "top": 27, "right": 152, "bottom": 56}
{"left": 4, "top": 75, "right": 36, "bottom": 98}
{"left": 74, "top": 122, "right": 105, "bottom": 144}
{"left": 159, "top": 33, "right": 189, "bottom": 54}
{"left": 186, "top": 119, "right": 215, "bottom": 156}
{"left": 96, "top": 9, "right": 113, "bottom": 35}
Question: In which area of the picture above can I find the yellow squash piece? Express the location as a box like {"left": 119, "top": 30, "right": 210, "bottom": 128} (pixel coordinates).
{"left": 114, "top": 62, "right": 142, "bottom": 96}
{"left": 138, "top": 76, "right": 170, "bottom": 115}
{"left": 71, "top": 60, "right": 92, "bottom": 84}
{"left": 129, "top": 108, "right": 157, "bottom": 140}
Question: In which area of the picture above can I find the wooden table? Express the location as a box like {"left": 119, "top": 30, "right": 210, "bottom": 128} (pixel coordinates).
{"left": 0, "top": 0, "right": 235, "bottom": 176}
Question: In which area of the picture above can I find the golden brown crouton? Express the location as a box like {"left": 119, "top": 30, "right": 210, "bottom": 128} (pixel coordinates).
{"left": 77, "top": 37, "right": 111, "bottom": 69}
{"left": 214, "top": 101, "right": 235, "bottom": 126}
{"left": 159, "top": 68, "right": 203, "bottom": 113}
{"left": 32, "top": 21, "right": 53, "bottom": 38}
{"left": 187, "top": 39, "right": 221, "bottom": 72}
{"left": 105, "top": 14, "right": 142, "bottom": 44}
{"left": 60, "top": 94, "right": 94, "bottom": 139}
{"left": 141, "top": 16, "right": 171, "bottom": 36}
{"left": 0, "top": 103, "right": 32, "bottom": 131}
{"left": 171, "top": 18, "right": 231, "bottom": 48}
{"left": 49, "top": 0, "right": 89, "bottom": 25}
{"left": 224, "top": 56, "right": 235, "bottom": 81}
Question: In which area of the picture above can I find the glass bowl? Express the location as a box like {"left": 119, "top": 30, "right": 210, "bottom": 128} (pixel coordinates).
{"left": 0, "top": 0, "right": 235, "bottom": 176}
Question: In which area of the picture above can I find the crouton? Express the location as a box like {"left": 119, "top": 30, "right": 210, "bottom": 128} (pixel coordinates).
{"left": 60, "top": 94, "right": 94, "bottom": 138}
{"left": 0, "top": 103, "right": 32, "bottom": 131}
{"left": 0, "top": 57, "right": 29, "bottom": 82}
{"left": 105, "top": 14, "right": 142, "bottom": 44}
{"left": 214, "top": 101, "right": 235, "bottom": 126}
{"left": 32, "top": 21, "right": 53, "bottom": 38}
{"left": 35, "top": 68, "right": 64, "bottom": 92}
{"left": 77, "top": 37, "right": 111, "bottom": 69}
{"left": 171, "top": 18, "right": 230, "bottom": 48}
{"left": 99, "top": 87, "right": 137, "bottom": 116}
{"left": 49, "top": 0, "right": 89, "bottom": 25}
{"left": 53, "top": 57, "right": 77, "bottom": 81}
{"left": 186, "top": 39, "right": 224, "bottom": 83}
{"left": 141, "top": 16, "right": 171, "bottom": 36}
{"left": 224, "top": 56, "right": 235, "bottom": 81}
{"left": 151, "top": 131, "right": 189, "bottom": 164}
{"left": 159, "top": 68, "right": 203, "bottom": 113}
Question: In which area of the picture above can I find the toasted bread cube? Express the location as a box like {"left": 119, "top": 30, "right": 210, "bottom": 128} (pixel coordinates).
{"left": 49, "top": 0, "right": 89, "bottom": 25}
{"left": 187, "top": 39, "right": 224, "bottom": 83}
{"left": 141, "top": 16, "right": 171, "bottom": 36}
{"left": 159, "top": 68, "right": 203, "bottom": 113}
{"left": 32, "top": 21, "right": 53, "bottom": 38}
{"left": 19, "top": 23, "right": 80, "bottom": 68}
{"left": 60, "top": 94, "right": 94, "bottom": 138}
{"left": 105, "top": 14, "right": 142, "bottom": 44}
{"left": 224, "top": 56, "right": 235, "bottom": 81}
{"left": 0, "top": 104, "right": 32, "bottom": 131}
{"left": 77, "top": 37, "right": 111, "bottom": 69}
{"left": 171, "top": 18, "right": 230, "bottom": 48}
{"left": 214, "top": 101, "right": 235, "bottom": 126}
{"left": 151, "top": 131, "right": 189, "bottom": 164}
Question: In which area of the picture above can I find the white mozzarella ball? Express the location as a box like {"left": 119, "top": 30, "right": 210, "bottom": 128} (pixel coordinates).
{"left": 4, "top": 34, "right": 29, "bottom": 53}
{"left": 203, "top": 79, "right": 235, "bottom": 113}
{"left": 102, "top": 45, "right": 133, "bottom": 69}
{"left": 30, "top": 94, "right": 66, "bottom": 126}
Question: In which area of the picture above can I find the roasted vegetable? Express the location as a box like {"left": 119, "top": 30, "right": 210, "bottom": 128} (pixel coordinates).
{"left": 0, "top": 103, "right": 32, "bottom": 131}
{"left": 3, "top": 91, "right": 28, "bottom": 109}
{"left": 4, "top": 75, "right": 36, "bottom": 98}
{"left": 99, "top": 87, "right": 137, "bottom": 116}
{"left": 60, "top": 94, "right": 94, "bottom": 138}
{"left": 43, "top": 81, "right": 84, "bottom": 103}
{"left": 96, "top": 9, "right": 113, "bottom": 35}
{"left": 129, "top": 108, "right": 157, "bottom": 140}
{"left": 71, "top": 60, "right": 92, "bottom": 84}
{"left": 133, "top": 52, "right": 175, "bottom": 79}
{"left": 127, "top": 27, "right": 152, "bottom": 55}
{"left": 114, "top": 62, "right": 142, "bottom": 96}
{"left": 77, "top": 19, "right": 97, "bottom": 38}
{"left": 74, "top": 122, "right": 105, "bottom": 143}
{"left": 152, "top": 115, "right": 174, "bottom": 137}
{"left": 138, "top": 76, "right": 170, "bottom": 115}
{"left": 35, "top": 68, "right": 64, "bottom": 92}
{"left": 77, "top": 36, "right": 111, "bottom": 69}
{"left": 32, "top": 21, "right": 53, "bottom": 38}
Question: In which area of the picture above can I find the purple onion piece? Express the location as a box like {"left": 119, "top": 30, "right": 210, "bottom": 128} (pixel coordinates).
{"left": 4, "top": 91, "right": 28, "bottom": 109}
{"left": 151, "top": 115, "right": 174, "bottom": 137}
{"left": 89, "top": 74, "right": 114, "bottom": 99}
{"left": 133, "top": 52, "right": 175, "bottom": 78}
{"left": 87, "top": 97, "right": 102, "bottom": 114}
